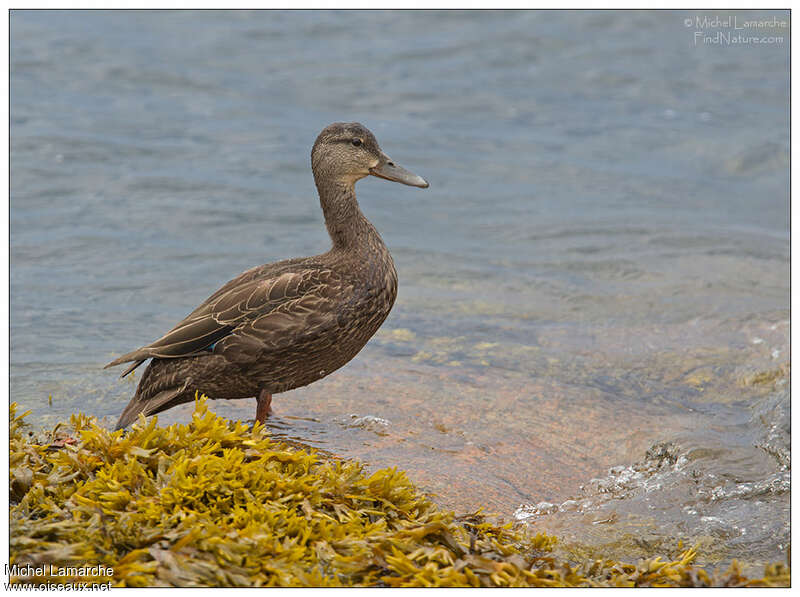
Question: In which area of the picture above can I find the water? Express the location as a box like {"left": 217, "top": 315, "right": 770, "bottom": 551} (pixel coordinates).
{"left": 11, "top": 10, "right": 789, "bottom": 574}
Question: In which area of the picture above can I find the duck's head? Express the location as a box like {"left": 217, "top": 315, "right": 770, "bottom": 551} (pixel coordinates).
{"left": 311, "top": 122, "right": 429, "bottom": 189}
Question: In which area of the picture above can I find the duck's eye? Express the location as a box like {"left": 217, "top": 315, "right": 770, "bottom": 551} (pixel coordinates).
{"left": 351, "top": 139, "right": 363, "bottom": 147}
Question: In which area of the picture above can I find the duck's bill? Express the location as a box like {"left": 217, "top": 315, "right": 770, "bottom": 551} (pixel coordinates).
{"left": 370, "top": 154, "right": 429, "bottom": 188}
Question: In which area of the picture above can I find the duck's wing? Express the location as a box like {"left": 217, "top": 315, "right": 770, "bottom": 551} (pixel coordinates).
{"left": 105, "top": 263, "right": 343, "bottom": 376}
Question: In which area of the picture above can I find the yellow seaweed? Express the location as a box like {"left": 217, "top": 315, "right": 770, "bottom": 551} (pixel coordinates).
{"left": 9, "top": 398, "right": 790, "bottom": 587}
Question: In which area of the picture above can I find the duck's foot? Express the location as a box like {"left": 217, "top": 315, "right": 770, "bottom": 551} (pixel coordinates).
{"left": 255, "top": 390, "right": 273, "bottom": 423}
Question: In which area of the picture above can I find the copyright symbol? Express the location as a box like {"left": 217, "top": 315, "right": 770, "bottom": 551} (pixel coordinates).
{"left": 684, "top": 18, "right": 693, "bottom": 27}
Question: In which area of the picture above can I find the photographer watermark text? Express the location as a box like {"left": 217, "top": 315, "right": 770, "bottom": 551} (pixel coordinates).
{"left": 685, "top": 14, "right": 787, "bottom": 46}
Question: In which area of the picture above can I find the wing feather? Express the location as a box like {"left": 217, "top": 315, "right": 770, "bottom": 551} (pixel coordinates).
{"left": 105, "top": 263, "right": 341, "bottom": 371}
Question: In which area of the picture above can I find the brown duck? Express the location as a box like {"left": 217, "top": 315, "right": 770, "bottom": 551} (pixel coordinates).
{"left": 106, "top": 122, "right": 428, "bottom": 429}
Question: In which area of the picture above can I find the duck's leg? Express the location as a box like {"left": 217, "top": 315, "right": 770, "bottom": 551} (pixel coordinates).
{"left": 255, "top": 389, "right": 273, "bottom": 423}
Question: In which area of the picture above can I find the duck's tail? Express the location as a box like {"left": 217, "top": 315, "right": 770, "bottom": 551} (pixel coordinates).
{"left": 114, "top": 379, "right": 191, "bottom": 430}
{"left": 113, "top": 353, "right": 252, "bottom": 430}
{"left": 105, "top": 349, "right": 150, "bottom": 378}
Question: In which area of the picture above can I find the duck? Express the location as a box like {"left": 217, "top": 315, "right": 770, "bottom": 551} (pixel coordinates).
{"left": 106, "top": 122, "right": 428, "bottom": 430}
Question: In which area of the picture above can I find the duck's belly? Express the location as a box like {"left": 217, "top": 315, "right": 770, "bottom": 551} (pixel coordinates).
{"left": 257, "top": 278, "right": 397, "bottom": 394}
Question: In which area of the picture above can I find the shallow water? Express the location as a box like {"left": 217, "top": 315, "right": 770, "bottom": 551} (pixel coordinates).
{"left": 11, "top": 9, "right": 789, "bottom": 574}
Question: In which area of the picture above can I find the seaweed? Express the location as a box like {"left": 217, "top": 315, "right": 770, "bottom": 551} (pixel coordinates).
{"left": 9, "top": 398, "right": 790, "bottom": 587}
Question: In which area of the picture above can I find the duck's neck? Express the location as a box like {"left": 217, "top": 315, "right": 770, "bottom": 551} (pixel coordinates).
{"left": 315, "top": 178, "right": 381, "bottom": 252}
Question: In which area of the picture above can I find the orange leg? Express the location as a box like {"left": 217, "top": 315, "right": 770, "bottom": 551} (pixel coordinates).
{"left": 255, "top": 390, "right": 273, "bottom": 423}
